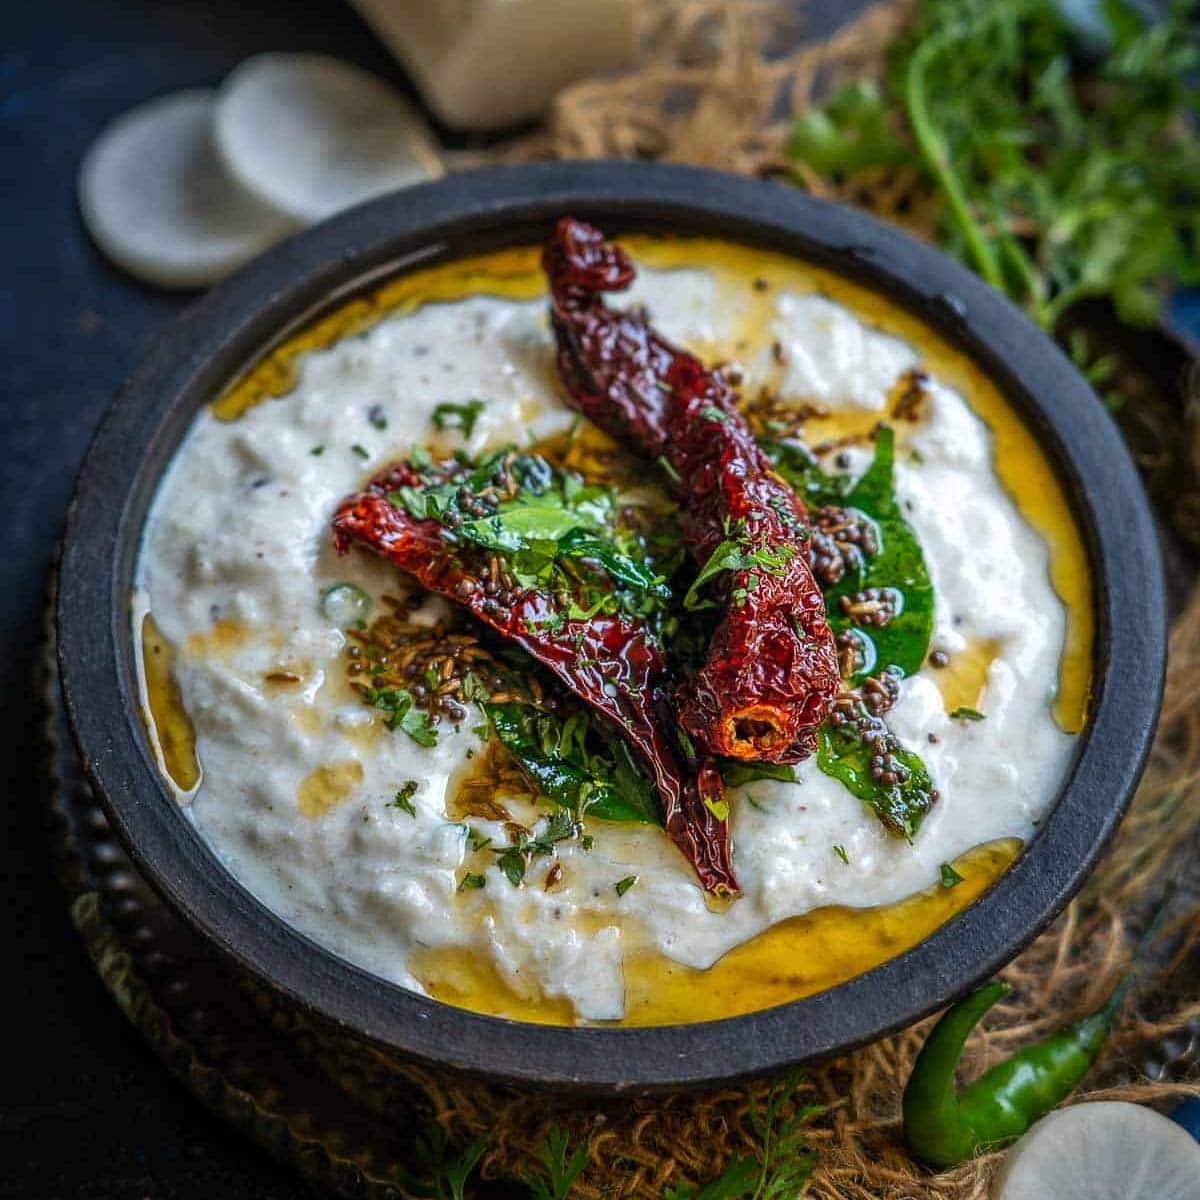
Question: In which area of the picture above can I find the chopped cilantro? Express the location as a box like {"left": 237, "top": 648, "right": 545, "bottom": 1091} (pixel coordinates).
{"left": 309, "top": 444, "right": 325, "bottom": 456}
{"left": 614, "top": 875, "right": 638, "bottom": 897}
{"left": 682, "top": 535, "right": 795, "bottom": 611}
{"left": 390, "top": 444, "right": 679, "bottom": 630}
{"left": 432, "top": 399, "right": 486, "bottom": 438}
{"left": 940, "top": 861, "right": 965, "bottom": 888}
{"left": 948, "top": 706, "right": 986, "bottom": 721}
{"left": 458, "top": 872, "right": 486, "bottom": 892}
{"left": 390, "top": 782, "right": 418, "bottom": 816}
{"left": 496, "top": 846, "right": 526, "bottom": 887}
{"left": 656, "top": 455, "right": 682, "bottom": 485}
{"left": 833, "top": 844, "right": 850, "bottom": 865}
{"left": 489, "top": 811, "right": 580, "bottom": 889}
{"left": 351, "top": 443, "right": 370, "bottom": 460}
{"left": 466, "top": 829, "right": 492, "bottom": 853}
{"left": 364, "top": 687, "right": 439, "bottom": 747}
{"left": 703, "top": 795, "right": 731, "bottom": 822}
{"left": 399, "top": 706, "right": 438, "bottom": 747}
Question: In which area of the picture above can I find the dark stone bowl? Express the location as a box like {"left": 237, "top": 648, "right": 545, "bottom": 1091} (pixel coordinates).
{"left": 57, "top": 162, "right": 1165, "bottom": 1094}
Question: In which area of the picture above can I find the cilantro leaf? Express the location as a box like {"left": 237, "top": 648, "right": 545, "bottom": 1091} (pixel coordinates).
{"left": 365, "top": 687, "right": 439, "bottom": 748}
{"left": 410, "top": 1126, "right": 486, "bottom": 1200}
{"left": 390, "top": 781, "right": 418, "bottom": 816}
{"left": 522, "top": 1126, "right": 589, "bottom": 1200}
{"left": 940, "top": 861, "right": 965, "bottom": 887}
{"left": 949, "top": 706, "right": 986, "bottom": 721}
{"left": 431, "top": 399, "right": 486, "bottom": 438}
{"left": 788, "top": 0, "right": 1200, "bottom": 335}
{"left": 663, "top": 1070, "right": 819, "bottom": 1199}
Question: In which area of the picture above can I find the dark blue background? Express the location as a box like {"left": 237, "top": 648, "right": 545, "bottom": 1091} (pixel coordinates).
{"left": 3, "top": 4, "right": 429, "bottom": 1197}
{"left": 2, "top": 2, "right": 1194, "bottom": 1197}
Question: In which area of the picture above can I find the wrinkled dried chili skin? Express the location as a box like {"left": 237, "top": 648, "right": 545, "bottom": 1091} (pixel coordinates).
{"left": 545, "top": 218, "right": 840, "bottom": 763}
{"left": 332, "top": 461, "right": 737, "bottom": 894}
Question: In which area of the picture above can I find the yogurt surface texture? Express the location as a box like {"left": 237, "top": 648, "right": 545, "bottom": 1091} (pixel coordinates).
{"left": 135, "top": 238, "right": 1088, "bottom": 1025}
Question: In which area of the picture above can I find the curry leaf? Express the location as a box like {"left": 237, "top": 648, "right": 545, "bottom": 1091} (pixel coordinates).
{"left": 817, "top": 716, "right": 935, "bottom": 841}
{"left": 764, "top": 428, "right": 934, "bottom": 683}
{"left": 721, "top": 761, "right": 797, "bottom": 788}
{"left": 831, "top": 428, "right": 934, "bottom": 683}
{"left": 483, "top": 701, "right": 659, "bottom": 825}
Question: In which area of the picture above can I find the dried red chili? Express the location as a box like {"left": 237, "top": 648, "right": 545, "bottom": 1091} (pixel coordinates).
{"left": 332, "top": 458, "right": 737, "bottom": 895}
{"left": 544, "top": 218, "right": 840, "bottom": 763}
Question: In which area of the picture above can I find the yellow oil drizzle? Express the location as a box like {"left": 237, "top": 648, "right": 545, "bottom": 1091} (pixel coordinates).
{"left": 296, "top": 760, "right": 364, "bottom": 818}
{"left": 139, "top": 613, "right": 201, "bottom": 792}
{"left": 184, "top": 617, "right": 249, "bottom": 659}
{"left": 935, "top": 636, "right": 1001, "bottom": 714}
{"left": 213, "top": 247, "right": 546, "bottom": 421}
{"left": 412, "top": 839, "right": 1017, "bottom": 1026}
{"left": 293, "top": 706, "right": 322, "bottom": 736}
{"left": 410, "top": 944, "right": 579, "bottom": 1026}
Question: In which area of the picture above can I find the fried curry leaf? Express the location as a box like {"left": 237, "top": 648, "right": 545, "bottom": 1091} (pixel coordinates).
{"left": 817, "top": 715, "right": 935, "bottom": 841}
{"left": 482, "top": 700, "right": 659, "bottom": 825}
{"left": 831, "top": 427, "right": 934, "bottom": 683}
{"left": 720, "top": 761, "right": 797, "bottom": 788}
{"left": 767, "top": 428, "right": 934, "bottom": 684}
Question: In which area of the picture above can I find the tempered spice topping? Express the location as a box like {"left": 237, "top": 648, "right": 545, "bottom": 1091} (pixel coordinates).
{"left": 739, "top": 387, "right": 831, "bottom": 440}
{"left": 809, "top": 505, "right": 880, "bottom": 587}
{"left": 332, "top": 452, "right": 738, "bottom": 894}
{"left": 345, "top": 595, "right": 522, "bottom": 727}
{"left": 830, "top": 692, "right": 939, "bottom": 805}
{"left": 861, "top": 666, "right": 903, "bottom": 717}
{"left": 891, "top": 367, "right": 933, "bottom": 423}
{"left": 840, "top": 587, "right": 900, "bottom": 628}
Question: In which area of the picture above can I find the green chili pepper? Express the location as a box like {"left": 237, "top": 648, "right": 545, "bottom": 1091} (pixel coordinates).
{"left": 902, "top": 976, "right": 1133, "bottom": 1167}
{"left": 903, "top": 891, "right": 1175, "bottom": 1168}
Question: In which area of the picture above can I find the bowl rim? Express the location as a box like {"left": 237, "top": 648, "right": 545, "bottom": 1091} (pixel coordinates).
{"left": 57, "top": 161, "right": 1165, "bottom": 1093}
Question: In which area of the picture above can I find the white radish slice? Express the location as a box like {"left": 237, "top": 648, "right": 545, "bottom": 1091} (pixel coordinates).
{"left": 214, "top": 54, "right": 442, "bottom": 225}
{"left": 992, "top": 1102, "right": 1200, "bottom": 1200}
{"left": 79, "top": 90, "right": 293, "bottom": 289}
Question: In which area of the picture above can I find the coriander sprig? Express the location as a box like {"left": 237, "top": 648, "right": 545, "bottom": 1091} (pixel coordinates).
{"left": 789, "top": 0, "right": 1200, "bottom": 333}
